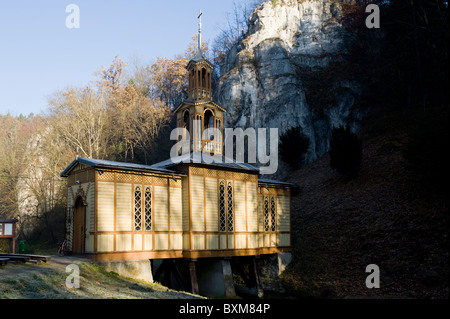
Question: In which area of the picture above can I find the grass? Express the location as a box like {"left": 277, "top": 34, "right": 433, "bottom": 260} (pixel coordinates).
{"left": 0, "top": 259, "right": 203, "bottom": 299}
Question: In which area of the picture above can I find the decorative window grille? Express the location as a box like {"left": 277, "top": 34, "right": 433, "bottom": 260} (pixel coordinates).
{"left": 270, "top": 196, "right": 276, "bottom": 232}
{"left": 134, "top": 186, "right": 142, "bottom": 231}
{"left": 144, "top": 187, "right": 152, "bottom": 231}
{"left": 264, "top": 196, "right": 270, "bottom": 232}
{"left": 227, "top": 181, "right": 233, "bottom": 232}
{"left": 219, "top": 180, "right": 226, "bottom": 232}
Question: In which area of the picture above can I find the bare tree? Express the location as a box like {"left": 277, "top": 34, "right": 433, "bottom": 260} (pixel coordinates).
{"left": 47, "top": 86, "right": 108, "bottom": 159}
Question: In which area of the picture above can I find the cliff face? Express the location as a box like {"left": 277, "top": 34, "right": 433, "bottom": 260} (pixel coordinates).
{"left": 217, "top": 0, "right": 365, "bottom": 171}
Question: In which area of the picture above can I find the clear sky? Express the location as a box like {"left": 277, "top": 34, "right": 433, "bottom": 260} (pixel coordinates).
{"left": 0, "top": 0, "right": 242, "bottom": 116}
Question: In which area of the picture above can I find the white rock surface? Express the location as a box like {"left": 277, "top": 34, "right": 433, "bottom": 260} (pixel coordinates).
{"left": 217, "top": 0, "right": 364, "bottom": 171}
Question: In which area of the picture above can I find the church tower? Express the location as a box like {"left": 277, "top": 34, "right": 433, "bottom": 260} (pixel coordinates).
{"left": 173, "top": 10, "right": 226, "bottom": 155}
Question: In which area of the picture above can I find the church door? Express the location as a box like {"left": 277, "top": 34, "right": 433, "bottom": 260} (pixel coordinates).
{"left": 72, "top": 197, "right": 85, "bottom": 254}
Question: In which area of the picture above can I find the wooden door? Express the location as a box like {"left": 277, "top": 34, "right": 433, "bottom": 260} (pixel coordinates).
{"left": 73, "top": 198, "right": 85, "bottom": 254}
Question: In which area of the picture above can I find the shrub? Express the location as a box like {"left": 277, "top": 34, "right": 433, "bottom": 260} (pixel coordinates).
{"left": 279, "top": 126, "right": 310, "bottom": 170}
{"left": 329, "top": 125, "right": 362, "bottom": 177}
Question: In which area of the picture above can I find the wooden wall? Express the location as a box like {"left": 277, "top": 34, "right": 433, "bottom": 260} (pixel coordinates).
{"left": 66, "top": 164, "right": 95, "bottom": 253}
{"left": 94, "top": 169, "right": 184, "bottom": 260}
{"left": 185, "top": 166, "right": 291, "bottom": 258}
{"left": 65, "top": 163, "right": 291, "bottom": 261}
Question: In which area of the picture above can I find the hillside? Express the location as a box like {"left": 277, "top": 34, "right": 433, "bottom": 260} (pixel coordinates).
{"left": 0, "top": 257, "right": 202, "bottom": 299}
{"left": 281, "top": 107, "right": 449, "bottom": 298}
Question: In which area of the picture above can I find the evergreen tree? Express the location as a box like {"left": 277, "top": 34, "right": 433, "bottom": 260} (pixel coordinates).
{"left": 329, "top": 126, "right": 362, "bottom": 178}
{"left": 279, "top": 126, "right": 310, "bottom": 170}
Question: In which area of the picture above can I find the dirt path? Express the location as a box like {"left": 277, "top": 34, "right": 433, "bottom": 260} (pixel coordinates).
{"left": 0, "top": 255, "right": 90, "bottom": 277}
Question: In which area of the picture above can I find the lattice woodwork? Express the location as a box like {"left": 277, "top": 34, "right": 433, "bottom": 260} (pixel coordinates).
{"left": 154, "top": 177, "right": 168, "bottom": 186}
{"left": 204, "top": 169, "right": 217, "bottom": 177}
{"left": 264, "top": 196, "right": 270, "bottom": 232}
{"left": 133, "top": 174, "right": 143, "bottom": 184}
{"left": 134, "top": 186, "right": 142, "bottom": 231}
{"left": 190, "top": 167, "right": 204, "bottom": 175}
{"left": 270, "top": 196, "right": 276, "bottom": 232}
{"left": 143, "top": 175, "right": 153, "bottom": 184}
{"left": 219, "top": 180, "right": 226, "bottom": 232}
{"left": 144, "top": 187, "right": 152, "bottom": 231}
{"left": 116, "top": 173, "right": 132, "bottom": 183}
{"left": 97, "top": 171, "right": 114, "bottom": 181}
{"left": 227, "top": 181, "right": 233, "bottom": 232}
{"left": 169, "top": 178, "right": 181, "bottom": 187}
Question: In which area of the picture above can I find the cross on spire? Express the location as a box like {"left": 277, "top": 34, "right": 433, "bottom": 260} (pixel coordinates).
{"left": 197, "top": 9, "right": 202, "bottom": 52}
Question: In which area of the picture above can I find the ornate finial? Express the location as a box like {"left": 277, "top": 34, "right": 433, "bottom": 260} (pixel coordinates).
{"left": 197, "top": 9, "right": 203, "bottom": 53}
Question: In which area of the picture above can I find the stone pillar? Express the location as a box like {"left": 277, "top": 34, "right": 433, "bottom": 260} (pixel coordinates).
{"left": 196, "top": 258, "right": 236, "bottom": 297}
{"left": 222, "top": 258, "right": 236, "bottom": 297}
{"left": 100, "top": 259, "right": 153, "bottom": 282}
{"left": 252, "top": 257, "right": 264, "bottom": 298}
{"left": 277, "top": 252, "right": 292, "bottom": 275}
{"left": 189, "top": 259, "right": 199, "bottom": 295}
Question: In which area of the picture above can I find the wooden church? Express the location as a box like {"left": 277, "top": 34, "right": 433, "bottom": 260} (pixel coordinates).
{"left": 60, "top": 14, "right": 292, "bottom": 295}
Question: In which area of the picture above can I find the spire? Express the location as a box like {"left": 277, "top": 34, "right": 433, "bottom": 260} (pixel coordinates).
{"left": 198, "top": 9, "right": 202, "bottom": 51}
{"left": 194, "top": 9, "right": 203, "bottom": 60}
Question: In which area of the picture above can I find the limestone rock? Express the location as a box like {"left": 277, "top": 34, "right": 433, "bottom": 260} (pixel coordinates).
{"left": 217, "top": 0, "right": 365, "bottom": 176}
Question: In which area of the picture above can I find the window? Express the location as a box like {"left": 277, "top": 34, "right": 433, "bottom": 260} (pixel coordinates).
{"left": 144, "top": 187, "right": 152, "bottom": 231}
{"left": 264, "top": 196, "right": 270, "bottom": 232}
{"left": 270, "top": 196, "right": 276, "bottom": 232}
{"left": 196, "top": 115, "right": 202, "bottom": 150}
{"left": 183, "top": 110, "right": 190, "bottom": 135}
{"left": 201, "top": 67, "right": 206, "bottom": 88}
{"left": 134, "top": 186, "right": 142, "bottom": 231}
{"left": 204, "top": 109, "right": 214, "bottom": 141}
{"left": 219, "top": 180, "right": 233, "bottom": 232}
{"left": 0, "top": 223, "right": 3, "bottom": 235}
{"left": 264, "top": 195, "right": 276, "bottom": 232}
{"left": 219, "top": 180, "right": 226, "bottom": 232}
{"left": 227, "top": 181, "right": 233, "bottom": 232}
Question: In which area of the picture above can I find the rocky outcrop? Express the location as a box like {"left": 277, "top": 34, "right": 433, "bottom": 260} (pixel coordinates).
{"left": 217, "top": 0, "right": 366, "bottom": 174}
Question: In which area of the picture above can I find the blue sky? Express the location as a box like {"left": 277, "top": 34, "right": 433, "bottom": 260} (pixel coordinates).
{"left": 0, "top": 0, "right": 242, "bottom": 116}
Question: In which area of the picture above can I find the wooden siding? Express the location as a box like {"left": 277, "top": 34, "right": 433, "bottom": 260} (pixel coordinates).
{"left": 190, "top": 175, "right": 204, "bottom": 231}
{"left": 234, "top": 180, "right": 246, "bottom": 232}
{"left": 97, "top": 234, "right": 114, "bottom": 252}
{"left": 97, "top": 182, "right": 115, "bottom": 232}
{"left": 246, "top": 182, "right": 258, "bottom": 232}
{"left": 277, "top": 196, "right": 290, "bottom": 232}
{"left": 64, "top": 162, "right": 291, "bottom": 262}
{"left": 116, "top": 183, "right": 132, "bottom": 231}
{"left": 205, "top": 177, "right": 218, "bottom": 232}
{"left": 154, "top": 186, "right": 169, "bottom": 231}
{"left": 170, "top": 187, "right": 183, "bottom": 231}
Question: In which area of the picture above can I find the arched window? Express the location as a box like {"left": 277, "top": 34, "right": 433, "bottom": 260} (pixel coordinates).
{"left": 227, "top": 181, "right": 233, "bottom": 232}
{"left": 204, "top": 109, "right": 214, "bottom": 141}
{"left": 264, "top": 196, "right": 270, "bottom": 232}
{"left": 183, "top": 110, "right": 190, "bottom": 138}
{"left": 270, "top": 196, "right": 276, "bottom": 232}
{"left": 134, "top": 186, "right": 142, "bottom": 231}
{"left": 263, "top": 195, "right": 277, "bottom": 232}
{"left": 144, "top": 187, "right": 152, "bottom": 231}
{"left": 201, "top": 67, "right": 206, "bottom": 88}
{"left": 219, "top": 180, "right": 226, "bottom": 232}
{"left": 207, "top": 71, "right": 211, "bottom": 90}
{"left": 219, "top": 180, "right": 233, "bottom": 232}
